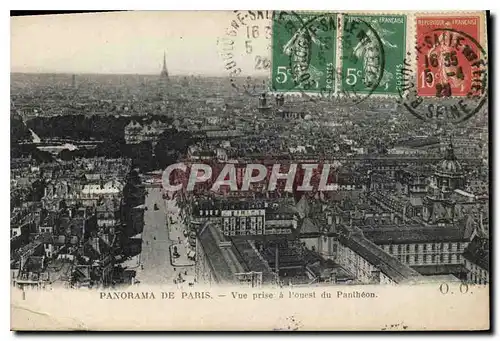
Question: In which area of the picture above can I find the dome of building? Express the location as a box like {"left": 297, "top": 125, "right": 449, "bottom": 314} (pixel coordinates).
{"left": 437, "top": 142, "right": 464, "bottom": 175}
{"left": 439, "top": 158, "right": 463, "bottom": 174}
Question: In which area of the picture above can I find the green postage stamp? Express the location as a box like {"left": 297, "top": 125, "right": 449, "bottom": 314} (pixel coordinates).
{"left": 271, "top": 12, "right": 337, "bottom": 93}
{"left": 341, "top": 14, "right": 406, "bottom": 95}
{"left": 271, "top": 11, "right": 407, "bottom": 96}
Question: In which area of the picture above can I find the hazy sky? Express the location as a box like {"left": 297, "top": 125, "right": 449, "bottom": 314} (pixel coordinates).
{"left": 11, "top": 11, "right": 272, "bottom": 76}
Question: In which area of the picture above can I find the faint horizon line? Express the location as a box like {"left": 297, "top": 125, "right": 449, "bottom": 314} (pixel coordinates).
{"left": 10, "top": 71, "right": 268, "bottom": 78}
{"left": 11, "top": 71, "right": 215, "bottom": 77}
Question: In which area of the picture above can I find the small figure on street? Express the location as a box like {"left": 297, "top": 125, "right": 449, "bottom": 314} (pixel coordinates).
{"left": 173, "top": 246, "right": 180, "bottom": 258}
{"left": 141, "top": 264, "right": 144, "bottom": 270}
{"left": 177, "top": 272, "right": 184, "bottom": 283}
{"left": 184, "top": 270, "right": 188, "bottom": 276}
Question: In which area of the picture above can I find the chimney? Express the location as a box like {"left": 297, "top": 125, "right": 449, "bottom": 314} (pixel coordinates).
{"left": 330, "top": 270, "right": 337, "bottom": 284}
{"left": 276, "top": 94, "right": 285, "bottom": 107}
{"left": 101, "top": 233, "right": 109, "bottom": 246}
{"left": 330, "top": 221, "right": 337, "bottom": 234}
{"left": 371, "top": 270, "right": 381, "bottom": 284}
{"left": 93, "top": 237, "right": 100, "bottom": 255}
{"left": 258, "top": 93, "right": 267, "bottom": 108}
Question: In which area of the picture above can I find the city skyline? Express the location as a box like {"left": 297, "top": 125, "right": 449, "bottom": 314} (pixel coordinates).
{"left": 10, "top": 9, "right": 490, "bottom": 332}
{"left": 11, "top": 11, "right": 272, "bottom": 76}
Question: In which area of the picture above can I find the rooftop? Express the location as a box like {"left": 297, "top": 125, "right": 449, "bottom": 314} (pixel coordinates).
{"left": 338, "top": 225, "right": 423, "bottom": 284}
{"left": 462, "top": 236, "right": 489, "bottom": 270}
{"left": 411, "top": 264, "right": 468, "bottom": 276}
{"left": 361, "top": 219, "right": 473, "bottom": 244}
{"left": 197, "top": 222, "right": 246, "bottom": 284}
{"left": 46, "top": 259, "right": 74, "bottom": 284}
{"left": 230, "top": 239, "right": 275, "bottom": 284}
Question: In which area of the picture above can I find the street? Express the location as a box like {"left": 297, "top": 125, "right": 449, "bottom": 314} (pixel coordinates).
{"left": 133, "top": 187, "right": 195, "bottom": 286}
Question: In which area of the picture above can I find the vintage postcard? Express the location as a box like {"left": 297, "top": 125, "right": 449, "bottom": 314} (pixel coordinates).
{"left": 10, "top": 10, "right": 490, "bottom": 331}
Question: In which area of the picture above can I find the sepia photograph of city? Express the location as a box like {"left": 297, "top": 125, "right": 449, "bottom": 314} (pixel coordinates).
{"left": 9, "top": 9, "right": 490, "bottom": 331}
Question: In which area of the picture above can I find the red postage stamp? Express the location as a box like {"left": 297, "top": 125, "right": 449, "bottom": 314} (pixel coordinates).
{"left": 416, "top": 16, "right": 483, "bottom": 97}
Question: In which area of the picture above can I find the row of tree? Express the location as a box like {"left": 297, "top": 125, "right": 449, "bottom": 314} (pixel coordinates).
{"left": 56, "top": 128, "right": 197, "bottom": 173}
{"left": 16, "top": 114, "right": 174, "bottom": 142}
{"left": 12, "top": 112, "right": 198, "bottom": 173}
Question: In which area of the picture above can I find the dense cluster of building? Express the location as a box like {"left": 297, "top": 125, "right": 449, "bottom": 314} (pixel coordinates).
{"left": 10, "top": 157, "right": 142, "bottom": 289}
{"left": 11, "top": 60, "right": 489, "bottom": 289}
{"left": 169, "top": 91, "right": 489, "bottom": 287}
{"left": 186, "top": 141, "right": 489, "bottom": 287}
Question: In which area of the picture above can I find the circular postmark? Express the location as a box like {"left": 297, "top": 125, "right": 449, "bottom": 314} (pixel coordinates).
{"left": 217, "top": 10, "right": 274, "bottom": 97}
{"left": 273, "top": 12, "right": 386, "bottom": 106}
{"left": 398, "top": 27, "right": 488, "bottom": 124}
{"left": 272, "top": 11, "right": 337, "bottom": 92}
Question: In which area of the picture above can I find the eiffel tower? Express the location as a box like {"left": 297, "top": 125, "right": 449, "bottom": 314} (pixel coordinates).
{"left": 160, "top": 51, "right": 169, "bottom": 79}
